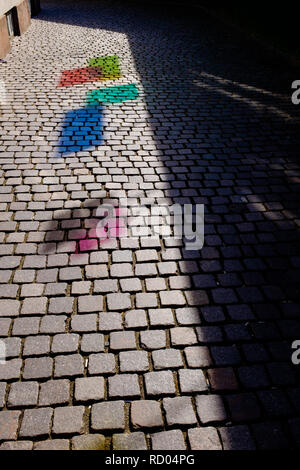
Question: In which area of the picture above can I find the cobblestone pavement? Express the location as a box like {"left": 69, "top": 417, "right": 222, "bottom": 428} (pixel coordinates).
{"left": 0, "top": 0, "right": 300, "bottom": 450}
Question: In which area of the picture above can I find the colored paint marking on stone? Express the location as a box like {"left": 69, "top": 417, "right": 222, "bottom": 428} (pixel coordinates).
{"left": 57, "top": 106, "right": 103, "bottom": 155}
{"left": 88, "top": 55, "right": 121, "bottom": 79}
{"left": 58, "top": 66, "right": 103, "bottom": 87}
{"left": 86, "top": 83, "right": 139, "bottom": 105}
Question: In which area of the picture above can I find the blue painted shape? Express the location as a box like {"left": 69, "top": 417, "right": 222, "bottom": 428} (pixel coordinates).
{"left": 56, "top": 106, "right": 103, "bottom": 156}
{"left": 86, "top": 83, "right": 139, "bottom": 105}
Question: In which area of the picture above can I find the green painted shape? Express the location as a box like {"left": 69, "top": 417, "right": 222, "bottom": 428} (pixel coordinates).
{"left": 88, "top": 56, "right": 121, "bottom": 76}
{"left": 87, "top": 83, "right": 139, "bottom": 105}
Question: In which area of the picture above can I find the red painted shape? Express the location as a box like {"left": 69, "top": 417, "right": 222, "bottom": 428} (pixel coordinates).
{"left": 58, "top": 66, "right": 103, "bottom": 87}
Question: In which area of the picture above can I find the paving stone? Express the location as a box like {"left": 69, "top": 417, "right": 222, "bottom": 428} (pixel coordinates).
{"left": 148, "top": 308, "right": 174, "bottom": 326}
{"left": 39, "top": 380, "right": 70, "bottom": 406}
{"left": 140, "top": 330, "right": 166, "bottom": 350}
{"left": 125, "top": 309, "right": 147, "bottom": 329}
{"left": 94, "top": 279, "right": 118, "bottom": 293}
{"left": 20, "top": 408, "right": 53, "bottom": 438}
{"left": 207, "top": 367, "right": 239, "bottom": 391}
{"left": 131, "top": 400, "right": 163, "bottom": 429}
{"left": 251, "top": 422, "right": 289, "bottom": 450}
{"left": 99, "top": 312, "right": 122, "bottom": 331}
{"left": 113, "top": 432, "right": 147, "bottom": 450}
{"left": 0, "top": 382, "right": 6, "bottom": 408}
{"left": 184, "top": 346, "right": 212, "bottom": 368}
{"left": 2, "top": 337, "right": 21, "bottom": 358}
{"left": 196, "top": 395, "right": 227, "bottom": 424}
{"left": 81, "top": 333, "right": 104, "bottom": 353}
{"left": 52, "top": 333, "right": 79, "bottom": 353}
{"left": 226, "top": 393, "right": 261, "bottom": 422}
{"left": 152, "top": 349, "right": 183, "bottom": 370}
{"left": 75, "top": 377, "right": 105, "bottom": 402}
{"left": 40, "top": 315, "right": 66, "bottom": 334}
{"left": 178, "top": 368, "right": 208, "bottom": 393}
{"left": 78, "top": 295, "right": 103, "bottom": 313}
{"left": 151, "top": 430, "right": 186, "bottom": 450}
{"left": 159, "top": 290, "right": 186, "bottom": 307}
{"left": 110, "top": 331, "right": 136, "bottom": 351}
{"left": 0, "top": 359, "right": 22, "bottom": 381}
{"left": 23, "top": 357, "right": 53, "bottom": 380}
{"left": 91, "top": 401, "right": 125, "bottom": 431}
{"left": 107, "top": 293, "right": 131, "bottom": 311}
{"left": 136, "top": 292, "right": 158, "bottom": 308}
{"left": 34, "top": 439, "right": 70, "bottom": 450}
{"left": 71, "top": 314, "right": 97, "bottom": 332}
{"left": 49, "top": 297, "right": 74, "bottom": 314}
{"left": 109, "top": 374, "right": 140, "bottom": 398}
{"left": 8, "top": 381, "right": 39, "bottom": 408}
{"left": 0, "top": 441, "right": 33, "bottom": 450}
{"left": 119, "top": 350, "right": 149, "bottom": 372}
{"left": 53, "top": 406, "right": 85, "bottom": 435}
{"left": 0, "top": 300, "right": 20, "bottom": 317}
{"left": 0, "top": 410, "right": 21, "bottom": 440}
{"left": 89, "top": 353, "right": 116, "bottom": 375}
{"left": 54, "top": 354, "right": 84, "bottom": 378}
{"left": 170, "top": 327, "right": 197, "bottom": 346}
{"left": 188, "top": 427, "right": 222, "bottom": 450}
{"left": 219, "top": 425, "right": 256, "bottom": 450}
{"left": 144, "top": 371, "right": 176, "bottom": 396}
{"left": 163, "top": 397, "right": 197, "bottom": 426}
{"left": 72, "top": 434, "right": 105, "bottom": 450}
{"left": 21, "top": 297, "right": 47, "bottom": 315}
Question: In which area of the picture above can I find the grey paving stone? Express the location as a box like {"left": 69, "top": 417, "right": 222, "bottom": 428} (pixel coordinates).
{"left": 178, "top": 368, "right": 208, "bottom": 393}
{"left": 8, "top": 381, "right": 39, "bottom": 408}
{"left": 219, "top": 425, "right": 256, "bottom": 450}
{"left": 34, "top": 439, "right": 70, "bottom": 450}
{"left": 0, "top": 441, "right": 33, "bottom": 450}
{"left": 54, "top": 354, "right": 84, "bottom": 378}
{"left": 196, "top": 395, "right": 227, "bottom": 424}
{"left": 71, "top": 314, "right": 97, "bottom": 332}
{"left": 107, "top": 293, "right": 131, "bottom": 311}
{"left": 53, "top": 406, "right": 85, "bottom": 435}
{"left": 39, "top": 379, "right": 70, "bottom": 406}
{"left": 113, "top": 432, "right": 147, "bottom": 450}
{"left": 91, "top": 401, "right": 125, "bottom": 431}
{"left": 51, "top": 333, "right": 79, "bottom": 353}
{"left": 21, "top": 297, "right": 47, "bottom": 315}
{"left": 81, "top": 333, "right": 104, "bottom": 353}
{"left": 140, "top": 330, "right": 166, "bottom": 350}
{"left": 151, "top": 430, "right": 186, "bottom": 450}
{"left": 109, "top": 374, "right": 141, "bottom": 398}
{"left": 0, "top": 300, "right": 20, "bottom": 317}
{"left": 0, "top": 359, "right": 22, "bottom": 381}
{"left": 170, "top": 327, "right": 197, "bottom": 346}
{"left": 0, "top": 410, "right": 21, "bottom": 440}
{"left": 152, "top": 349, "right": 183, "bottom": 370}
{"left": 148, "top": 308, "right": 174, "bottom": 326}
{"left": 12, "top": 317, "right": 40, "bottom": 336}
{"left": 131, "top": 400, "right": 163, "bottom": 429}
{"left": 72, "top": 434, "right": 105, "bottom": 450}
{"left": 163, "top": 396, "right": 197, "bottom": 426}
{"left": 23, "top": 357, "right": 53, "bottom": 380}
{"left": 89, "top": 353, "right": 116, "bottom": 375}
{"left": 144, "top": 371, "right": 176, "bottom": 396}
{"left": 188, "top": 427, "right": 222, "bottom": 450}
{"left": 125, "top": 309, "right": 147, "bottom": 329}
{"left": 48, "top": 297, "right": 74, "bottom": 314}
{"left": 75, "top": 377, "right": 105, "bottom": 402}
{"left": 110, "top": 331, "right": 136, "bottom": 351}
{"left": 78, "top": 295, "right": 103, "bottom": 313}
{"left": 119, "top": 350, "right": 149, "bottom": 372}
{"left": 40, "top": 315, "right": 66, "bottom": 334}
{"left": 20, "top": 408, "right": 53, "bottom": 438}
{"left": 99, "top": 312, "right": 122, "bottom": 331}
